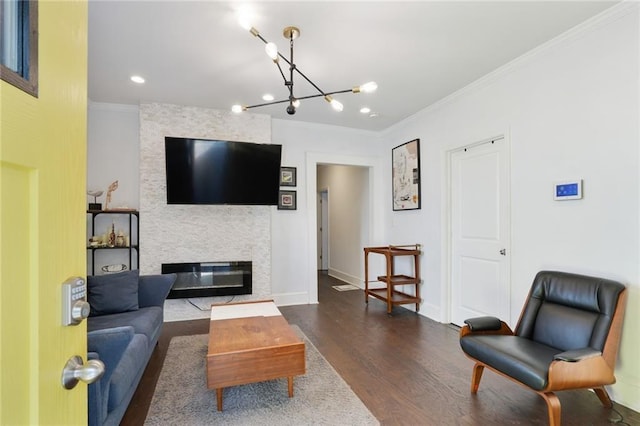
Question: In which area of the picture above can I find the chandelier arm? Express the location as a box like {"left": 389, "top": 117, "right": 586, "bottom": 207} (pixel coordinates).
{"left": 244, "top": 98, "right": 293, "bottom": 110}
{"left": 294, "top": 89, "right": 351, "bottom": 102}
{"left": 244, "top": 87, "right": 356, "bottom": 110}
{"left": 252, "top": 32, "right": 294, "bottom": 69}
{"left": 291, "top": 66, "right": 327, "bottom": 97}
{"left": 321, "top": 88, "right": 353, "bottom": 97}
{"left": 276, "top": 51, "right": 292, "bottom": 67}
{"left": 275, "top": 61, "right": 288, "bottom": 85}
{"left": 293, "top": 93, "right": 326, "bottom": 101}
{"left": 288, "top": 35, "right": 296, "bottom": 106}
{"left": 254, "top": 32, "right": 270, "bottom": 46}
{"left": 253, "top": 31, "right": 294, "bottom": 90}
{"left": 254, "top": 31, "right": 295, "bottom": 68}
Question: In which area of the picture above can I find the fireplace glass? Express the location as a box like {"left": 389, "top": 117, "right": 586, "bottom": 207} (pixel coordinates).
{"left": 162, "top": 261, "right": 252, "bottom": 299}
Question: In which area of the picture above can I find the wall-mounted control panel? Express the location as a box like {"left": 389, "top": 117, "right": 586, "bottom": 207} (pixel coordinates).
{"left": 62, "top": 277, "right": 91, "bottom": 326}
{"left": 554, "top": 180, "right": 583, "bottom": 201}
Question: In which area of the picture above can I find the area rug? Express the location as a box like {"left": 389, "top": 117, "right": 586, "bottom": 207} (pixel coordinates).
{"left": 164, "top": 296, "right": 245, "bottom": 322}
{"left": 144, "top": 326, "right": 379, "bottom": 425}
{"left": 163, "top": 298, "right": 211, "bottom": 322}
{"left": 332, "top": 284, "right": 360, "bottom": 291}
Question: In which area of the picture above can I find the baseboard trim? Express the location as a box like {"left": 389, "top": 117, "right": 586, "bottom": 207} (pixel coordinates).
{"left": 272, "top": 292, "right": 315, "bottom": 306}
{"left": 608, "top": 374, "right": 640, "bottom": 413}
{"left": 328, "top": 269, "right": 362, "bottom": 288}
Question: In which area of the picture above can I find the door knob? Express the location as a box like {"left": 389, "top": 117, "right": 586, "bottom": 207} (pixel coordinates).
{"left": 499, "top": 249, "right": 506, "bottom": 256}
{"left": 62, "top": 355, "right": 105, "bottom": 390}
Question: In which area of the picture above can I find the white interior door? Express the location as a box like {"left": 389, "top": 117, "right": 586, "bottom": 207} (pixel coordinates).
{"left": 450, "top": 137, "right": 510, "bottom": 326}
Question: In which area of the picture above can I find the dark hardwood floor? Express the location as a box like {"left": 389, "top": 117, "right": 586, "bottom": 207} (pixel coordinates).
{"left": 122, "top": 272, "right": 639, "bottom": 425}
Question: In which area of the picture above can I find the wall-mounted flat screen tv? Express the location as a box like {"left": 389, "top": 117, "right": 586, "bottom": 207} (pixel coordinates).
{"left": 165, "top": 137, "right": 282, "bottom": 205}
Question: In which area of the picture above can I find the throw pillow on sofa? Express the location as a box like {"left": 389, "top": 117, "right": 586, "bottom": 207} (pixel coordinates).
{"left": 88, "top": 270, "right": 140, "bottom": 316}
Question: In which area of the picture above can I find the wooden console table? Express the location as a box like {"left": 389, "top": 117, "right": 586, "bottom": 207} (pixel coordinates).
{"left": 364, "top": 244, "right": 421, "bottom": 314}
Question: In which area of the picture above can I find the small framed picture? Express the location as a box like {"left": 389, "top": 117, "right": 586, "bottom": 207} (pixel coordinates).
{"left": 278, "top": 190, "right": 296, "bottom": 210}
{"left": 280, "top": 166, "right": 297, "bottom": 187}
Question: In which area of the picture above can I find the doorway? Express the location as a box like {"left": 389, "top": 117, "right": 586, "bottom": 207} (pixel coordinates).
{"left": 449, "top": 136, "right": 510, "bottom": 326}
{"left": 315, "top": 164, "right": 369, "bottom": 285}
{"left": 317, "top": 189, "right": 329, "bottom": 270}
{"left": 305, "top": 152, "right": 383, "bottom": 305}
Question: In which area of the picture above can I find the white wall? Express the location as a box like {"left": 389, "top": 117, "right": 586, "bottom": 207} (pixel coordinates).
{"left": 87, "top": 102, "right": 140, "bottom": 208}
{"left": 86, "top": 103, "right": 140, "bottom": 273}
{"left": 270, "top": 119, "right": 383, "bottom": 305}
{"left": 317, "top": 164, "right": 370, "bottom": 286}
{"left": 380, "top": 4, "right": 639, "bottom": 409}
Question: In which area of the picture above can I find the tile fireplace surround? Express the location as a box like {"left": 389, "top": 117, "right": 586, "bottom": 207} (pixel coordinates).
{"left": 138, "top": 103, "right": 273, "bottom": 301}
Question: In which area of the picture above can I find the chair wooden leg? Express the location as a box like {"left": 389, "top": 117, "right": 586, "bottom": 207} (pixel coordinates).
{"left": 593, "top": 387, "right": 613, "bottom": 408}
{"left": 540, "top": 392, "right": 561, "bottom": 426}
{"left": 470, "top": 363, "right": 484, "bottom": 393}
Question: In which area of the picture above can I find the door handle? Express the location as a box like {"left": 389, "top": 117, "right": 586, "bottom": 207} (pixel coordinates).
{"left": 499, "top": 249, "right": 506, "bottom": 256}
{"left": 62, "top": 355, "right": 105, "bottom": 389}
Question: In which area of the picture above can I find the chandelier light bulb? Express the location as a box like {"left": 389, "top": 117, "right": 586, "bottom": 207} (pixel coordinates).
{"left": 359, "top": 81, "right": 378, "bottom": 93}
{"left": 231, "top": 104, "right": 244, "bottom": 113}
{"left": 324, "top": 95, "right": 343, "bottom": 111}
{"left": 236, "top": 5, "right": 260, "bottom": 35}
{"left": 238, "top": 19, "right": 251, "bottom": 31}
{"left": 265, "top": 42, "right": 279, "bottom": 61}
{"left": 292, "top": 99, "right": 301, "bottom": 108}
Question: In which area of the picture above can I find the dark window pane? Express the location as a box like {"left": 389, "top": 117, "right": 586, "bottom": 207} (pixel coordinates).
{"left": 1, "top": 0, "right": 38, "bottom": 97}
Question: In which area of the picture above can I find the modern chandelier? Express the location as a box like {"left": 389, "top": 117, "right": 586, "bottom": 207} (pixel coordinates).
{"left": 232, "top": 24, "right": 377, "bottom": 115}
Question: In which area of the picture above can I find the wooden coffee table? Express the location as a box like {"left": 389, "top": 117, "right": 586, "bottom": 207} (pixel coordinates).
{"left": 206, "top": 300, "right": 305, "bottom": 411}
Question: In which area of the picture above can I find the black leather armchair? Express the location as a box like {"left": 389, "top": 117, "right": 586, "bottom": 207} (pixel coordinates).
{"left": 459, "top": 271, "right": 627, "bottom": 426}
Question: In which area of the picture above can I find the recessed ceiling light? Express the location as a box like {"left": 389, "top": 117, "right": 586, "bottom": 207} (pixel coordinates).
{"left": 262, "top": 94, "right": 274, "bottom": 101}
{"left": 360, "top": 107, "right": 371, "bottom": 114}
{"left": 130, "top": 75, "right": 145, "bottom": 84}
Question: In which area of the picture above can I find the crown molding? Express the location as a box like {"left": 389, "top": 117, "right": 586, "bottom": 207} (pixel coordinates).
{"left": 398, "top": 1, "right": 638, "bottom": 126}
{"left": 88, "top": 100, "right": 140, "bottom": 113}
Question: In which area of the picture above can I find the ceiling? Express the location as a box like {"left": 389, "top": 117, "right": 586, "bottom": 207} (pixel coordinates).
{"left": 88, "top": 1, "right": 618, "bottom": 131}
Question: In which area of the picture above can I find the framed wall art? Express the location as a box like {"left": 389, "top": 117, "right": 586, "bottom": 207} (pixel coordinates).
{"left": 280, "top": 166, "right": 297, "bottom": 187}
{"left": 392, "top": 139, "right": 421, "bottom": 211}
{"left": 278, "top": 190, "right": 296, "bottom": 210}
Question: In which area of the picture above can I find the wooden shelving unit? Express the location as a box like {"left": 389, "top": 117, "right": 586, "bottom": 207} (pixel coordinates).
{"left": 364, "top": 244, "right": 421, "bottom": 314}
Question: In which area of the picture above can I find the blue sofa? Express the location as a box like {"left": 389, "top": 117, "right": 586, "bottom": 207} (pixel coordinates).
{"left": 86, "top": 271, "right": 176, "bottom": 426}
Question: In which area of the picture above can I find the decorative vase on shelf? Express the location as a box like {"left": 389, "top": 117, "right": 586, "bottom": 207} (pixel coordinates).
{"left": 108, "top": 223, "right": 116, "bottom": 247}
{"left": 116, "top": 231, "right": 125, "bottom": 247}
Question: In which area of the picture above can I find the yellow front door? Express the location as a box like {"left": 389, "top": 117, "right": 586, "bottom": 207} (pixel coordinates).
{"left": 1, "top": 1, "right": 88, "bottom": 424}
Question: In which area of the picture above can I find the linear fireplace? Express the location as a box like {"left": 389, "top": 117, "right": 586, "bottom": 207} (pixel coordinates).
{"left": 162, "top": 261, "right": 252, "bottom": 299}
